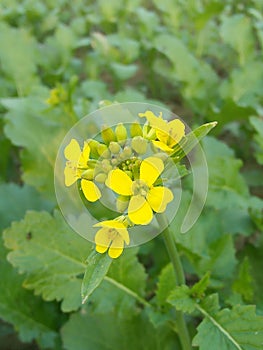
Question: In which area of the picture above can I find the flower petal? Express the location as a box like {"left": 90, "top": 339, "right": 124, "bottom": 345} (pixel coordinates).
{"left": 108, "top": 235, "right": 124, "bottom": 259}
{"left": 152, "top": 140, "right": 174, "bottom": 153}
{"left": 105, "top": 169, "right": 133, "bottom": 196}
{"left": 78, "top": 143, "right": 90, "bottom": 167}
{"left": 64, "top": 165, "right": 79, "bottom": 186}
{"left": 128, "top": 195, "right": 153, "bottom": 225}
{"left": 95, "top": 227, "right": 111, "bottom": 249}
{"left": 96, "top": 245, "right": 108, "bottom": 254}
{"left": 81, "top": 179, "right": 101, "bottom": 202}
{"left": 116, "top": 228, "right": 130, "bottom": 245}
{"left": 167, "top": 119, "right": 185, "bottom": 146}
{"left": 140, "top": 157, "right": 164, "bottom": 187}
{"left": 94, "top": 220, "right": 126, "bottom": 229}
{"left": 64, "top": 139, "right": 81, "bottom": 161}
{"left": 147, "top": 186, "right": 174, "bottom": 213}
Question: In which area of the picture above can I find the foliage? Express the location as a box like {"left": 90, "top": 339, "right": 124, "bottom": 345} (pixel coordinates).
{"left": 0, "top": 0, "right": 263, "bottom": 349}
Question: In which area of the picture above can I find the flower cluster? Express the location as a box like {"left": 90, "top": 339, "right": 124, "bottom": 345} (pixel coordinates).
{"left": 64, "top": 110, "right": 185, "bottom": 258}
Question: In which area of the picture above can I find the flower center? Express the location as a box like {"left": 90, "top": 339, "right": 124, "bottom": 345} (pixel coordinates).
{"left": 131, "top": 179, "right": 149, "bottom": 197}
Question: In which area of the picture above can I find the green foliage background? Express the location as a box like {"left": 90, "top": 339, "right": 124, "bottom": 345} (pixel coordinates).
{"left": 0, "top": 0, "right": 263, "bottom": 349}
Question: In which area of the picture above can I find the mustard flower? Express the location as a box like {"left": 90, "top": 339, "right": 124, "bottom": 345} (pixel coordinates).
{"left": 64, "top": 139, "right": 101, "bottom": 202}
{"left": 94, "top": 219, "right": 130, "bottom": 259}
{"left": 106, "top": 157, "right": 174, "bottom": 225}
{"left": 139, "top": 110, "right": 185, "bottom": 153}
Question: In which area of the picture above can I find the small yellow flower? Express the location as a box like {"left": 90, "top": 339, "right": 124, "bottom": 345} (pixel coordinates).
{"left": 64, "top": 139, "right": 101, "bottom": 202}
{"left": 94, "top": 219, "right": 130, "bottom": 259}
{"left": 106, "top": 157, "right": 174, "bottom": 225}
{"left": 139, "top": 111, "right": 185, "bottom": 153}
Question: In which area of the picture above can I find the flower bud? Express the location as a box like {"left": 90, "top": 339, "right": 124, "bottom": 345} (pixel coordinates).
{"left": 97, "top": 143, "right": 108, "bottom": 156}
{"left": 116, "top": 195, "right": 129, "bottom": 212}
{"left": 81, "top": 169, "right": 94, "bottom": 180}
{"left": 130, "top": 122, "right": 143, "bottom": 138}
{"left": 131, "top": 136, "right": 148, "bottom": 155}
{"left": 115, "top": 123, "right": 127, "bottom": 142}
{"left": 109, "top": 141, "right": 121, "bottom": 154}
{"left": 101, "top": 125, "right": 116, "bottom": 144}
{"left": 101, "top": 159, "right": 112, "bottom": 172}
{"left": 86, "top": 139, "right": 99, "bottom": 157}
{"left": 95, "top": 173, "right": 107, "bottom": 183}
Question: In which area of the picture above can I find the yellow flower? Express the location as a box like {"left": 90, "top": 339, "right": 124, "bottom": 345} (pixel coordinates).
{"left": 94, "top": 219, "right": 130, "bottom": 259}
{"left": 64, "top": 139, "right": 101, "bottom": 202}
{"left": 106, "top": 157, "right": 174, "bottom": 225}
{"left": 139, "top": 111, "right": 185, "bottom": 153}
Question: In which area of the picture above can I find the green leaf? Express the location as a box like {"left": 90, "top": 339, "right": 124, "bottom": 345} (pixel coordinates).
{"left": 193, "top": 305, "right": 263, "bottom": 350}
{"left": 89, "top": 248, "right": 147, "bottom": 318}
{"left": 156, "top": 263, "right": 174, "bottom": 307}
{"left": 172, "top": 121, "right": 218, "bottom": 162}
{"left": 0, "top": 183, "right": 52, "bottom": 230}
{"left": 0, "top": 240, "right": 61, "bottom": 348}
{"left": 232, "top": 257, "right": 254, "bottom": 303}
{"left": 220, "top": 14, "right": 255, "bottom": 65}
{"left": 61, "top": 306, "right": 179, "bottom": 350}
{"left": 0, "top": 23, "right": 38, "bottom": 95}
{"left": 3, "top": 210, "right": 91, "bottom": 312}
{"left": 81, "top": 251, "right": 112, "bottom": 304}
{"left": 2, "top": 97, "right": 69, "bottom": 202}
{"left": 168, "top": 285, "right": 196, "bottom": 314}
{"left": 250, "top": 116, "right": 263, "bottom": 165}
{"left": 191, "top": 272, "right": 211, "bottom": 299}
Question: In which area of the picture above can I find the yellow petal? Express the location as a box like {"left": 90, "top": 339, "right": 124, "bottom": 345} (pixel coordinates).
{"left": 152, "top": 140, "right": 174, "bottom": 153}
{"left": 147, "top": 186, "right": 174, "bottom": 213}
{"left": 140, "top": 157, "right": 164, "bottom": 187}
{"left": 105, "top": 169, "right": 133, "bottom": 196}
{"left": 93, "top": 220, "right": 126, "bottom": 229}
{"left": 155, "top": 128, "right": 170, "bottom": 144}
{"left": 78, "top": 143, "right": 90, "bottom": 167}
{"left": 95, "top": 228, "right": 111, "bottom": 249}
{"left": 116, "top": 228, "right": 130, "bottom": 245}
{"left": 64, "top": 139, "right": 81, "bottom": 162}
{"left": 64, "top": 165, "right": 79, "bottom": 186}
{"left": 167, "top": 119, "right": 185, "bottom": 146}
{"left": 128, "top": 195, "right": 153, "bottom": 225}
{"left": 96, "top": 245, "right": 108, "bottom": 254}
{"left": 108, "top": 235, "right": 124, "bottom": 259}
{"left": 81, "top": 179, "right": 101, "bottom": 202}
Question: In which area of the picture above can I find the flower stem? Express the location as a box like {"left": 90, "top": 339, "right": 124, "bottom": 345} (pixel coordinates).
{"left": 157, "top": 215, "right": 192, "bottom": 350}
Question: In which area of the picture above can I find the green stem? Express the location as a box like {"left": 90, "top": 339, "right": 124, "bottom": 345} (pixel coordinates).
{"left": 157, "top": 215, "right": 192, "bottom": 350}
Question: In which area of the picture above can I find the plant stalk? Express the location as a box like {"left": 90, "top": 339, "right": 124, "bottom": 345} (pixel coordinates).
{"left": 157, "top": 214, "right": 192, "bottom": 350}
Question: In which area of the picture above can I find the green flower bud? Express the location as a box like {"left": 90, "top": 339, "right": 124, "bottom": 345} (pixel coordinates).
{"left": 86, "top": 139, "right": 99, "bottom": 157}
{"left": 123, "top": 146, "right": 132, "bottom": 157}
{"left": 131, "top": 136, "right": 148, "bottom": 155}
{"left": 116, "top": 195, "right": 129, "bottom": 213}
{"left": 95, "top": 173, "right": 107, "bottom": 183}
{"left": 130, "top": 122, "right": 143, "bottom": 137}
{"left": 111, "top": 158, "right": 118, "bottom": 166}
{"left": 101, "top": 159, "right": 112, "bottom": 172}
{"left": 97, "top": 143, "right": 108, "bottom": 156}
{"left": 101, "top": 125, "right": 116, "bottom": 144}
{"left": 81, "top": 169, "right": 94, "bottom": 180}
{"left": 142, "top": 124, "right": 156, "bottom": 140}
{"left": 109, "top": 141, "right": 121, "bottom": 154}
{"left": 115, "top": 123, "right": 127, "bottom": 142}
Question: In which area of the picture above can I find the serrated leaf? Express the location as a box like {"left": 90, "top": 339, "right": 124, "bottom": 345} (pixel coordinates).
{"left": 193, "top": 305, "right": 263, "bottom": 350}
{"left": 232, "top": 257, "right": 254, "bottom": 302}
{"left": 3, "top": 210, "right": 91, "bottom": 312}
{"left": 0, "top": 241, "right": 61, "bottom": 348}
{"left": 61, "top": 306, "right": 179, "bottom": 350}
{"left": 172, "top": 122, "right": 218, "bottom": 162}
{"left": 168, "top": 285, "right": 196, "bottom": 314}
{"left": 81, "top": 251, "right": 112, "bottom": 304}
{"left": 190, "top": 272, "right": 210, "bottom": 299}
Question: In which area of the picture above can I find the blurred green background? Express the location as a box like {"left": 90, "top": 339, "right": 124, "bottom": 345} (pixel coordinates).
{"left": 0, "top": 0, "right": 263, "bottom": 349}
